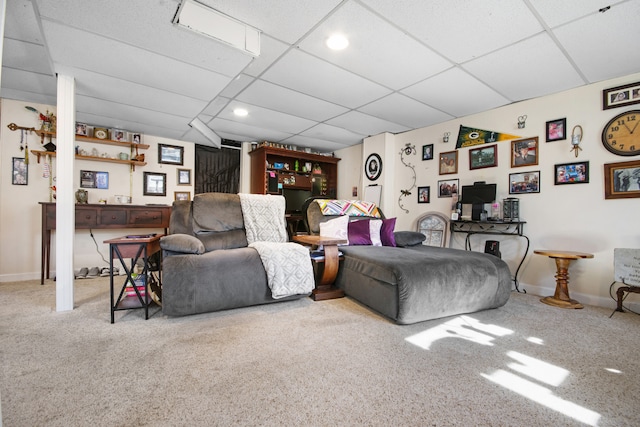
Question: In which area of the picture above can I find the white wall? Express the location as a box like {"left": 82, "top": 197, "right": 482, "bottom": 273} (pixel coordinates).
{"left": 0, "top": 98, "right": 195, "bottom": 281}
{"left": 335, "top": 72, "right": 640, "bottom": 311}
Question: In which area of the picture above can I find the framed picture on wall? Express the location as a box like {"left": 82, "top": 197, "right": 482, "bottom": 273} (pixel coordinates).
{"left": 511, "top": 137, "right": 539, "bottom": 168}
{"left": 174, "top": 191, "right": 191, "bottom": 201}
{"left": 143, "top": 172, "right": 167, "bottom": 196}
{"left": 469, "top": 144, "right": 497, "bottom": 170}
{"left": 509, "top": 170, "right": 540, "bottom": 194}
{"left": 417, "top": 186, "right": 430, "bottom": 203}
{"left": 439, "top": 151, "right": 458, "bottom": 175}
{"left": 546, "top": 118, "right": 566, "bottom": 142}
{"left": 554, "top": 161, "right": 589, "bottom": 185}
{"left": 422, "top": 144, "right": 434, "bottom": 160}
{"left": 177, "top": 168, "right": 191, "bottom": 185}
{"left": 438, "top": 179, "right": 458, "bottom": 198}
{"left": 604, "top": 160, "right": 640, "bottom": 199}
{"left": 12, "top": 157, "right": 27, "bottom": 185}
{"left": 158, "top": 144, "right": 184, "bottom": 165}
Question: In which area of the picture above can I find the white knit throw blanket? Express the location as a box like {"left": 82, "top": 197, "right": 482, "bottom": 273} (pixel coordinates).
{"left": 239, "top": 193, "right": 314, "bottom": 299}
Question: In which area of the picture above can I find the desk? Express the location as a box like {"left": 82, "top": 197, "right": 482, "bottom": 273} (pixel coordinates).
{"left": 534, "top": 249, "right": 593, "bottom": 309}
{"left": 293, "top": 235, "right": 346, "bottom": 301}
{"left": 450, "top": 220, "right": 529, "bottom": 292}
{"left": 104, "top": 234, "right": 163, "bottom": 323}
{"left": 39, "top": 202, "right": 171, "bottom": 284}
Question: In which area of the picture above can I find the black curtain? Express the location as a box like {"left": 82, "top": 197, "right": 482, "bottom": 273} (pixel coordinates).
{"left": 195, "top": 140, "right": 241, "bottom": 194}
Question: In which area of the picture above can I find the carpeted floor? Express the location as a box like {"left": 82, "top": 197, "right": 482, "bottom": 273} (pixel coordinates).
{"left": 1, "top": 277, "right": 639, "bottom": 427}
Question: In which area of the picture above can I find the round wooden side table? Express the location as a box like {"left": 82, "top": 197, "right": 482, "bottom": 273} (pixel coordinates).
{"left": 534, "top": 249, "right": 594, "bottom": 309}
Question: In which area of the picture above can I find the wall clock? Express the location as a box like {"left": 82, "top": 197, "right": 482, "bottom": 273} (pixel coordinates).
{"left": 601, "top": 110, "right": 640, "bottom": 156}
{"left": 365, "top": 153, "right": 382, "bottom": 181}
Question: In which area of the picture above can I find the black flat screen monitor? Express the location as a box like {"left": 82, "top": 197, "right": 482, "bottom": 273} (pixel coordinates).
{"left": 282, "top": 188, "right": 312, "bottom": 214}
{"left": 461, "top": 183, "right": 497, "bottom": 220}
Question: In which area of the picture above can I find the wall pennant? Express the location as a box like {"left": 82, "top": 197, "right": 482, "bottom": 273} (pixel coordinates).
{"left": 456, "top": 125, "right": 521, "bottom": 149}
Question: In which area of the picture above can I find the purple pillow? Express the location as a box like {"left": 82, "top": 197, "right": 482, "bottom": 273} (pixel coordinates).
{"left": 347, "top": 219, "right": 372, "bottom": 245}
{"left": 381, "top": 218, "right": 396, "bottom": 247}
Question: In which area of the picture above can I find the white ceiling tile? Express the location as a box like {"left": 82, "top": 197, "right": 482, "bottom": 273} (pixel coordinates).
{"left": 36, "top": 0, "right": 252, "bottom": 77}
{"left": 464, "top": 33, "right": 585, "bottom": 101}
{"left": 298, "top": 1, "right": 451, "bottom": 90}
{"left": 528, "top": 0, "right": 627, "bottom": 28}
{"left": 1, "top": 39, "right": 51, "bottom": 74}
{"left": 40, "top": 21, "right": 233, "bottom": 101}
{"left": 361, "top": 0, "right": 543, "bottom": 63}
{"left": 197, "top": 0, "right": 344, "bottom": 44}
{"left": 237, "top": 79, "right": 349, "bottom": 121}
{"left": 210, "top": 117, "right": 293, "bottom": 142}
{"left": 299, "top": 123, "right": 366, "bottom": 145}
{"left": 402, "top": 67, "right": 510, "bottom": 117}
{"left": 219, "top": 101, "right": 317, "bottom": 134}
{"left": 219, "top": 74, "right": 255, "bottom": 98}
{"left": 359, "top": 93, "right": 454, "bottom": 129}
{"left": 552, "top": 1, "right": 640, "bottom": 82}
{"left": 326, "top": 111, "right": 410, "bottom": 136}
{"left": 262, "top": 49, "right": 392, "bottom": 108}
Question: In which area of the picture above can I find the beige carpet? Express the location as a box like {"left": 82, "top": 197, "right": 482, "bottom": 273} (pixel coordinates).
{"left": 1, "top": 277, "right": 639, "bottom": 427}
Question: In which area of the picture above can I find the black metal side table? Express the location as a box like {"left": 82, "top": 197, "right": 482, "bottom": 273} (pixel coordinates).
{"left": 104, "top": 234, "right": 163, "bottom": 323}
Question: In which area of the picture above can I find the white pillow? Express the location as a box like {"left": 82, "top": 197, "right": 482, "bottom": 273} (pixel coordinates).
{"left": 369, "top": 219, "right": 383, "bottom": 246}
{"left": 319, "top": 215, "right": 349, "bottom": 245}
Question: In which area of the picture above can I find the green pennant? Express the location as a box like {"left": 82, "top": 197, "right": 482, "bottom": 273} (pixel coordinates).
{"left": 456, "top": 125, "right": 521, "bottom": 149}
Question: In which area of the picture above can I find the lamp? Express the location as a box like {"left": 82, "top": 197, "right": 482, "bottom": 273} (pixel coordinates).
{"left": 173, "top": 0, "right": 261, "bottom": 56}
{"left": 189, "top": 118, "right": 221, "bottom": 148}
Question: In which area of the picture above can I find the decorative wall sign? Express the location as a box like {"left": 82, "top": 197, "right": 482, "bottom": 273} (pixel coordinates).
{"left": 364, "top": 153, "right": 382, "bottom": 181}
{"left": 456, "top": 125, "right": 521, "bottom": 149}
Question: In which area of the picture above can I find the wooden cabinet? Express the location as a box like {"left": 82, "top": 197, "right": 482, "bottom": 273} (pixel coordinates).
{"left": 249, "top": 146, "right": 340, "bottom": 196}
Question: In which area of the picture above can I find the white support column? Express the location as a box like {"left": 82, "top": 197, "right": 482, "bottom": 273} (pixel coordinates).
{"left": 55, "top": 74, "right": 76, "bottom": 312}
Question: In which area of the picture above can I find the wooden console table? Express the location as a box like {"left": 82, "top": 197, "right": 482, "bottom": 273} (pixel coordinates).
{"left": 293, "top": 235, "right": 346, "bottom": 301}
{"left": 39, "top": 202, "right": 171, "bottom": 284}
{"left": 450, "top": 220, "right": 529, "bottom": 292}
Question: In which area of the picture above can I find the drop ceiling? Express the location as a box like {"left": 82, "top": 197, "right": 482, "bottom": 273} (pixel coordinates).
{"left": 2, "top": 0, "right": 639, "bottom": 152}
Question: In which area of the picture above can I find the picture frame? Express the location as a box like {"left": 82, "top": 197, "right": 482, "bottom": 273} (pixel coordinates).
{"left": 469, "top": 144, "right": 497, "bottom": 170}
{"left": 417, "top": 186, "right": 430, "bottom": 203}
{"left": 174, "top": 191, "right": 191, "bottom": 201}
{"left": 158, "top": 144, "right": 184, "bottom": 165}
{"left": 143, "top": 172, "right": 167, "bottom": 196}
{"left": 438, "top": 179, "right": 459, "bottom": 198}
{"left": 511, "top": 137, "right": 539, "bottom": 168}
{"left": 604, "top": 160, "right": 640, "bottom": 199}
{"left": 554, "top": 161, "right": 589, "bottom": 185}
{"left": 422, "top": 144, "right": 434, "bottom": 161}
{"left": 12, "top": 157, "right": 27, "bottom": 185}
{"left": 177, "top": 168, "right": 191, "bottom": 185}
{"left": 79, "top": 170, "right": 108, "bottom": 189}
{"left": 546, "top": 118, "right": 566, "bottom": 142}
{"left": 131, "top": 133, "right": 143, "bottom": 144}
{"left": 439, "top": 150, "right": 458, "bottom": 175}
{"left": 509, "top": 170, "right": 540, "bottom": 194}
{"left": 75, "top": 122, "right": 88, "bottom": 136}
{"left": 603, "top": 81, "right": 640, "bottom": 110}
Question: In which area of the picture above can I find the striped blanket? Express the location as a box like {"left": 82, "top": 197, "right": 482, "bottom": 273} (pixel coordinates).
{"left": 316, "top": 199, "right": 381, "bottom": 217}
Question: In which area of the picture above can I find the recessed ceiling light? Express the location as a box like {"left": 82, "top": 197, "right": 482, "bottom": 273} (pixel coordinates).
{"left": 326, "top": 34, "right": 349, "bottom": 50}
{"left": 234, "top": 108, "right": 248, "bottom": 117}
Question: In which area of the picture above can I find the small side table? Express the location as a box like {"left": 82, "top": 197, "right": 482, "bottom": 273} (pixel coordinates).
{"left": 534, "top": 249, "right": 594, "bottom": 309}
{"left": 293, "top": 235, "right": 347, "bottom": 301}
{"left": 104, "top": 234, "right": 163, "bottom": 323}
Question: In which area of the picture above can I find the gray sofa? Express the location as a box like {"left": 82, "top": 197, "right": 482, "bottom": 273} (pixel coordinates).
{"left": 159, "top": 193, "right": 309, "bottom": 317}
{"left": 305, "top": 200, "right": 512, "bottom": 324}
